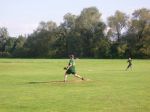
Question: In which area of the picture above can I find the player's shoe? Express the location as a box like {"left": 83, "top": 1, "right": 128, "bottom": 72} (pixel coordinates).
{"left": 81, "top": 77, "right": 84, "bottom": 80}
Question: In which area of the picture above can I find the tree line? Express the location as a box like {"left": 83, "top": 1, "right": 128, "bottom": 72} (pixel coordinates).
{"left": 0, "top": 7, "right": 150, "bottom": 58}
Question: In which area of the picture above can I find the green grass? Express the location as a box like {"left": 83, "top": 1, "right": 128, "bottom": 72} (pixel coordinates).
{"left": 0, "top": 59, "right": 150, "bottom": 112}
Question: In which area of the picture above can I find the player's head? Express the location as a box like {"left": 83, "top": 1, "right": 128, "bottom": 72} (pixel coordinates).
{"left": 69, "top": 54, "right": 74, "bottom": 59}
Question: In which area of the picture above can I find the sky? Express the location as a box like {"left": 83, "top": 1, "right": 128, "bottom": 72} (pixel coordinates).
{"left": 0, "top": 0, "right": 150, "bottom": 37}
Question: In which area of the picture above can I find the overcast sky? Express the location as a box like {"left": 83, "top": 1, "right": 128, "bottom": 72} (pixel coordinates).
{"left": 0, "top": 0, "right": 149, "bottom": 37}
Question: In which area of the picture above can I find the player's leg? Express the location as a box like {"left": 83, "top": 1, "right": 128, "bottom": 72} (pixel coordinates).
{"left": 74, "top": 74, "right": 84, "bottom": 80}
{"left": 129, "top": 64, "right": 132, "bottom": 70}
{"left": 126, "top": 64, "right": 130, "bottom": 70}
{"left": 64, "top": 73, "right": 68, "bottom": 82}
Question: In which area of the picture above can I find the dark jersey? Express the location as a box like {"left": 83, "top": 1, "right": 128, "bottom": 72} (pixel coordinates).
{"left": 127, "top": 59, "right": 132, "bottom": 65}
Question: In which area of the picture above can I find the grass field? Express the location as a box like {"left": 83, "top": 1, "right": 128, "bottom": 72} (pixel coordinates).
{"left": 0, "top": 59, "right": 150, "bottom": 112}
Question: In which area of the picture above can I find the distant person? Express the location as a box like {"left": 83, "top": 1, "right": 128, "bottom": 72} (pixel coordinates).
{"left": 126, "top": 57, "right": 132, "bottom": 70}
{"left": 64, "top": 54, "right": 84, "bottom": 82}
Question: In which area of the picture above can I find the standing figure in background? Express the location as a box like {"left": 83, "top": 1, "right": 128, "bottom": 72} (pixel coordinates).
{"left": 126, "top": 57, "right": 132, "bottom": 70}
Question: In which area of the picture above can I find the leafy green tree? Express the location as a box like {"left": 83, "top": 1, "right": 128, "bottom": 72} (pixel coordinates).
{"left": 0, "top": 27, "right": 9, "bottom": 52}
{"left": 93, "top": 38, "right": 111, "bottom": 58}
{"left": 125, "top": 8, "right": 150, "bottom": 58}
{"left": 24, "top": 21, "right": 58, "bottom": 57}
{"left": 117, "top": 44, "right": 128, "bottom": 58}
{"left": 5, "top": 37, "right": 16, "bottom": 53}
{"left": 37, "top": 21, "right": 57, "bottom": 32}
{"left": 63, "top": 13, "right": 77, "bottom": 30}
{"left": 107, "top": 10, "right": 129, "bottom": 42}
{"left": 61, "top": 13, "right": 78, "bottom": 56}
{"left": 12, "top": 35, "right": 27, "bottom": 57}
{"left": 75, "top": 7, "right": 104, "bottom": 57}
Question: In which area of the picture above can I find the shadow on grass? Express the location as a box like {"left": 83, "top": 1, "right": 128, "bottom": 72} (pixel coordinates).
{"left": 27, "top": 79, "right": 91, "bottom": 84}
{"left": 28, "top": 81, "right": 64, "bottom": 84}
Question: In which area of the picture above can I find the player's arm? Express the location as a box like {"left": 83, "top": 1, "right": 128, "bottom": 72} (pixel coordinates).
{"left": 66, "top": 63, "right": 72, "bottom": 70}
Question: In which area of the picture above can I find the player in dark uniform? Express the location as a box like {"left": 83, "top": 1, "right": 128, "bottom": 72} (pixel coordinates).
{"left": 64, "top": 54, "right": 84, "bottom": 82}
{"left": 126, "top": 58, "right": 132, "bottom": 70}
